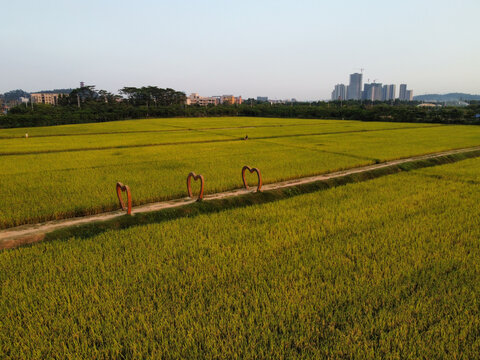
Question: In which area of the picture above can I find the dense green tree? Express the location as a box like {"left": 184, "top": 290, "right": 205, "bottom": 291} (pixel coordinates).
{"left": 3, "top": 89, "right": 29, "bottom": 102}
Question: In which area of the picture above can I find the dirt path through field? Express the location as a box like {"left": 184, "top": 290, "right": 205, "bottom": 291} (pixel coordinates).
{"left": 1, "top": 145, "right": 480, "bottom": 249}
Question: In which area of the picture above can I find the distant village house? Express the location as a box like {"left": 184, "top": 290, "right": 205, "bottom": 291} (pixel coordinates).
{"left": 31, "top": 93, "right": 59, "bottom": 105}
{"left": 186, "top": 93, "right": 242, "bottom": 106}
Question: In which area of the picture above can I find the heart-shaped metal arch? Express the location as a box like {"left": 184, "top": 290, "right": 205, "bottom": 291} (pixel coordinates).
{"left": 242, "top": 166, "right": 262, "bottom": 192}
{"left": 116, "top": 182, "right": 132, "bottom": 215}
{"left": 187, "top": 172, "right": 205, "bottom": 201}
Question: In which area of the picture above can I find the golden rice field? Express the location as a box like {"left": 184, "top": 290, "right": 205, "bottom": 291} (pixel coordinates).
{"left": 1, "top": 117, "right": 480, "bottom": 228}
{"left": 1, "top": 153, "right": 480, "bottom": 358}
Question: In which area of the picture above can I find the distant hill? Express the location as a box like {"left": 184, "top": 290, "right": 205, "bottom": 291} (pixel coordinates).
{"left": 414, "top": 93, "right": 480, "bottom": 102}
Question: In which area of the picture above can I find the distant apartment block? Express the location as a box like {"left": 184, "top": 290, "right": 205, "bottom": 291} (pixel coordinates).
{"left": 398, "top": 84, "right": 413, "bottom": 101}
{"left": 389, "top": 85, "right": 396, "bottom": 100}
{"left": 362, "top": 83, "right": 383, "bottom": 101}
{"left": 381, "top": 85, "right": 389, "bottom": 101}
{"left": 221, "top": 95, "right": 242, "bottom": 105}
{"left": 332, "top": 72, "right": 415, "bottom": 102}
{"left": 221, "top": 95, "right": 235, "bottom": 105}
{"left": 31, "top": 93, "right": 59, "bottom": 105}
{"left": 331, "top": 84, "right": 346, "bottom": 101}
{"left": 382, "top": 84, "right": 396, "bottom": 101}
{"left": 186, "top": 93, "right": 217, "bottom": 106}
{"left": 405, "top": 90, "right": 414, "bottom": 101}
{"left": 347, "top": 73, "right": 363, "bottom": 100}
{"left": 399, "top": 84, "right": 407, "bottom": 101}
{"left": 373, "top": 84, "right": 383, "bottom": 101}
{"left": 186, "top": 93, "right": 242, "bottom": 106}
{"left": 257, "top": 96, "right": 268, "bottom": 102}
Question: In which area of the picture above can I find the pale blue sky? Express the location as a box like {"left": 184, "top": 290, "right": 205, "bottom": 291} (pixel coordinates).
{"left": 1, "top": 0, "right": 479, "bottom": 99}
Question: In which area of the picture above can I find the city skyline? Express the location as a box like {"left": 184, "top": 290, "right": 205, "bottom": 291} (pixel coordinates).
{"left": 1, "top": 0, "right": 479, "bottom": 100}
{"left": 331, "top": 73, "right": 411, "bottom": 102}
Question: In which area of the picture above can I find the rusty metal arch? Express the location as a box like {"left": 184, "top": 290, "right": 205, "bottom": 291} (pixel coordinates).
{"left": 242, "top": 166, "right": 262, "bottom": 192}
{"left": 116, "top": 182, "right": 132, "bottom": 215}
{"left": 187, "top": 172, "right": 205, "bottom": 201}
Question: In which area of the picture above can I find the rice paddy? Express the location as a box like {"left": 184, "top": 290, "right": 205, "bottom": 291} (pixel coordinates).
{"left": 1, "top": 117, "right": 480, "bottom": 228}
{"left": 1, "top": 156, "right": 480, "bottom": 358}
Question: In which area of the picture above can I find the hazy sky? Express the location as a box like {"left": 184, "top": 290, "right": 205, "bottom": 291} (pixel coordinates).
{"left": 1, "top": 0, "right": 479, "bottom": 100}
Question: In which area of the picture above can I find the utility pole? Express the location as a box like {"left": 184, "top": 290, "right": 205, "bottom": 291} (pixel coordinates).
{"left": 77, "top": 94, "right": 81, "bottom": 109}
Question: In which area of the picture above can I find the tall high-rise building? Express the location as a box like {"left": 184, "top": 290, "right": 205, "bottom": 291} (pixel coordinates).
{"left": 406, "top": 90, "right": 414, "bottom": 101}
{"left": 382, "top": 84, "right": 396, "bottom": 101}
{"left": 399, "top": 84, "right": 407, "bottom": 101}
{"left": 382, "top": 85, "right": 388, "bottom": 101}
{"left": 388, "top": 84, "right": 396, "bottom": 100}
{"left": 347, "top": 73, "right": 362, "bottom": 100}
{"left": 331, "top": 84, "right": 346, "bottom": 101}
{"left": 362, "top": 83, "right": 382, "bottom": 101}
{"left": 373, "top": 83, "right": 382, "bottom": 101}
{"left": 362, "top": 83, "right": 373, "bottom": 101}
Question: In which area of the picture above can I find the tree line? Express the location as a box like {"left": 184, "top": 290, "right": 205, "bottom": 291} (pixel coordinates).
{"left": 1, "top": 86, "right": 479, "bottom": 128}
{"left": 53, "top": 86, "right": 186, "bottom": 108}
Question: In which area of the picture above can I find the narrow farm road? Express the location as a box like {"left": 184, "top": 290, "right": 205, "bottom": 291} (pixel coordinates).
{"left": 1, "top": 145, "right": 480, "bottom": 250}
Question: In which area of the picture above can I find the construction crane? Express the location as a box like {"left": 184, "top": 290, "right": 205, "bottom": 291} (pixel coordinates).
{"left": 354, "top": 68, "right": 365, "bottom": 74}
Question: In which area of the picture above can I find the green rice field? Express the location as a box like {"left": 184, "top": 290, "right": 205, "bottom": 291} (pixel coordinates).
{"left": 1, "top": 156, "right": 480, "bottom": 358}
{"left": 1, "top": 117, "right": 480, "bottom": 228}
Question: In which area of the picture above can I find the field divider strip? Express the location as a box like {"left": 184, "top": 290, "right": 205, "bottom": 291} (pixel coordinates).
{"left": 2, "top": 145, "right": 480, "bottom": 250}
